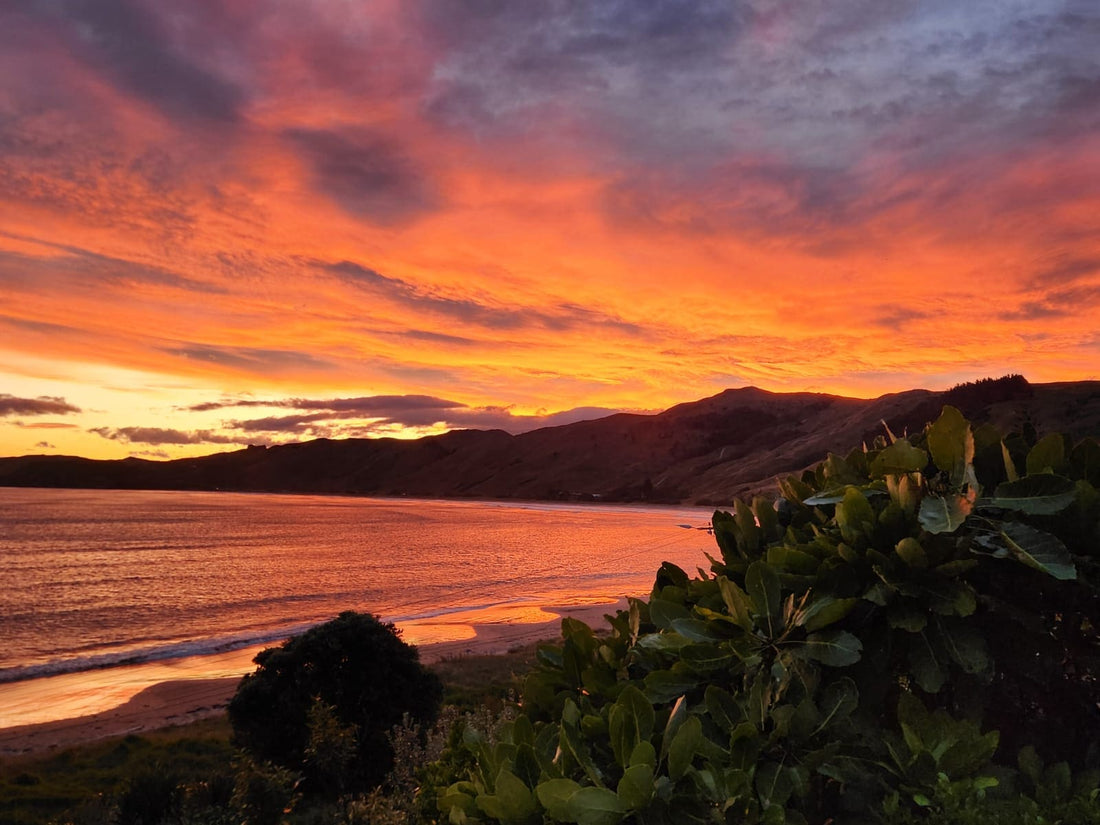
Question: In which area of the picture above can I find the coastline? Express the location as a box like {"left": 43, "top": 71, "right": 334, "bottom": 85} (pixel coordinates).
{"left": 0, "top": 601, "right": 621, "bottom": 760}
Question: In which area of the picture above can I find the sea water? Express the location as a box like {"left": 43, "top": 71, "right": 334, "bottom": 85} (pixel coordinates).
{"left": 0, "top": 488, "right": 714, "bottom": 723}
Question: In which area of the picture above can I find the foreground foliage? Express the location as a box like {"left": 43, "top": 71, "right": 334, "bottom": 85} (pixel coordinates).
{"left": 228, "top": 611, "right": 444, "bottom": 797}
{"left": 433, "top": 407, "right": 1100, "bottom": 824}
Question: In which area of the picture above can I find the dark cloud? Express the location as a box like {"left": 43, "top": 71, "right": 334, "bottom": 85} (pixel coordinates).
{"left": 161, "top": 344, "right": 332, "bottom": 373}
{"left": 399, "top": 329, "right": 481, "bottom": 346}
{"left": 1006, "top": 284, "right": 1100, "bottom": 321}
{"left": 283, "top": 128, "right": 438, "bottom": 225}
{"left": 18, "top": 0, "right": 244, "bottom": 122}
{"left": 0, "top": 394, "right": 81, "bottom": 416}
{"left": 323, "top": 260, "right": 645, "bottom": 335}
{"left": 1026, "top": 256, "right": 1100, "bottom": 289}
{"left": 0, "top": 236, "right": 226, "bottom": 296}
{"left": 417, "top": 0, "right": 1100, "bottom": 245}
{"left": 228, "top": 413, "right": 332, "bottom": 434}
{"left": 0, "top": 314, "right": 83, "bottom": 337}
{"left": 184, "top": 392, "right": 630, "bottom": 437}
{"left": 868, "top": 307, "right": 933, "bottom": 329}
{"left": 186, "top": 394, "right": 466, "bottom": 414}
{"left": 88, "top": 426, "right": 248, "bottom": 446}
{"left": 34, "top": 441, "right": 55, "bottom": 449}
{"left": 131, "top": 448, "right": 170, "bottom": 459}
{"left": 296, "top": 395, "right": 466, "bottom": 413}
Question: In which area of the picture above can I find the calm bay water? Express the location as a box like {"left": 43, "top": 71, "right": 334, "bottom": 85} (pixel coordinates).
{"left": 0, "top": 488, "right": 713, "bottom": 686}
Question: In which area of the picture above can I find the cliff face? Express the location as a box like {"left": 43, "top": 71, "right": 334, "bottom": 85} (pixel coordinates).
{"left": 3, "top": 380, "right": 1099, "bottom": 504}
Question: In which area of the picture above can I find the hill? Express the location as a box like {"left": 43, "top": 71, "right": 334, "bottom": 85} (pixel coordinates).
{"left": 3, "top": 377, "right": 1099, "bottom": 505}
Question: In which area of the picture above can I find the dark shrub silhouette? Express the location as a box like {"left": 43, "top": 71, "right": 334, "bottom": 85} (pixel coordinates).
{"left": 228, "top": 611, "right": 443, "bottom": 794}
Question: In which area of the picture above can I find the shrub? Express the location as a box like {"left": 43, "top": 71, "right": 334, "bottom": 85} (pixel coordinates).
{"left": 431, "top": 407, "right": 1100, "bottom": 824}
{"left": 228, "top": 611, "right": 443, "bottom": 795}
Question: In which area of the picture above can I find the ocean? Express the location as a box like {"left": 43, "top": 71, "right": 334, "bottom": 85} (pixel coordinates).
{"left": 0, "top": 488, "right": 714, "bottom": 726}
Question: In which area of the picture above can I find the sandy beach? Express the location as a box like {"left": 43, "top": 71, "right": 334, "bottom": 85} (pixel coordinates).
{"left": 0, "top": 601, "right": 622, "bottom": 760}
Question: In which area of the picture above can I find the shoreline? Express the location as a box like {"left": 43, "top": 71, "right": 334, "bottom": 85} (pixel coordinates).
{"left": 0, "top": 601, "right": 622, "bottom": 760}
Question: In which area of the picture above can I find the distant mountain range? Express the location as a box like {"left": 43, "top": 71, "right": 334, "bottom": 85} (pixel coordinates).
{"left": 3, "top": 377, "right": 1099, "bottom": 505}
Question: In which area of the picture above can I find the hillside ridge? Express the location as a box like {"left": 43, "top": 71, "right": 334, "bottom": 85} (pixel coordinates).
{"left": 3, "top": 379, "right": 1099, "bottom": 505}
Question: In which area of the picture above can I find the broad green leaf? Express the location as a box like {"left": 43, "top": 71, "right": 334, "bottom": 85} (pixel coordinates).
{"left": 838, "top": 486, "right": 876, "bottom": 543}
{"left": 659, "top": 695, "right": 688, "bottom": 763}
{"left": 479, "top": 768, "right": 537, "bottom": 825}
{"left": 800, "top": 630, "right": 862, "bottom": 666}
{"left": 629, "top": 740, "right": 656, "bottom": 767}
{"left": 934, "top": 618, "right": 991, "bottom": 675}
{"left": 887, "top": 472, "right": 920, "bottom": 515}
{"left": 755, "top": 761, "right": 795, "bottom": 809}
{"left": 704, "top": 685, "right": 742, "bottom": 733}
{"left": 568, "top": 787, "right": 627, "bottom": 825}
{"left": 1070, "top": 438, "right": 1100, "bottom": 485}
{"left": 918, "top": 493, "right": 972, "bottom": 534}
{"left": 823, "top": 452, "right": 864, "bottom": 485}
{"left": 655, "top": 561, "right": 690, "bottom": 589}
{"left": 536, "top": 778, "right": 582, "bottom": 820}
{"left": 616, "top": 685, "right": 655, "bottom": 741}
{"left": 670, "top": 618, "right": 723, "bottom": 643}
{"left": 998, "top": 522, "right": 1076, "bottom": 580}
{"left": 746, "top": 561, "right": 782, "bottom": 635}
{"left": 779, "top": 475, "right": 814, "bottom": 505}
{"left": 813, "top": 678, "right": 859, "bottom": 736}
{"left": 909, "top": 632, "right": 946, "bottom": 693}
{"left": 617, "top": 763, "right": 655, "bottom": 811}
{"left": 680, "top": 643, "right": 735, "bottom": 672}
{"left": 803, "top": 489, "right": 849, "bottom": 506}
{"left": 985, "top": 474, "right": 1077, "bottom": 514}
{"left": 636, "top": 632, "right": 691, "bottom": 654}
{"left": 1017, "top": 745, "right": 1043, "bottom": 786}
{"left": 668, "top": 714, "right": 702, "bottom": 780}
{"left": 927, "top": 406, "right": 974, "bottom": 483}
{"left": 895, "top": 537, "right": 928, "bottom": 568}
{"left": 644, "top": 670, "right": 699, "bottom": 704}
{"left": 871, "top": 440, "right": 929, "bottom": 477}
{"left": 717, "top": 576, "right": 756, "bottom": 631}
{"left": 560, "top": 701, "right": 604, "bottom": 786}
{"left": 767, "top": 544, "right": 819, "bottom": 574}
{"left": 799, "top": 596, "right": 859, "bottom": 632}
{"left": 888, "top": 604, "right": 927, "bottom": 632}
{"left": 753, "top": 495, "right": 779, "bottom": 538}
{"left": 1026, "top": 432, "right": 1066, "bottom": 475}
{"left": 1002, "top": 441, "right": 1019, "bottom": 482}
{"left": 735, "top": 498, "right": 763, "bottom": 553}
{"left": 648, "top": 598, "right": 690, "bottom": 629}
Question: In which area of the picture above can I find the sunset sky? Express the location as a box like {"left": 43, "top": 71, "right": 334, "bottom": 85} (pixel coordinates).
{"left": 2, "top": 1, "right": 1098, "bottom": 460}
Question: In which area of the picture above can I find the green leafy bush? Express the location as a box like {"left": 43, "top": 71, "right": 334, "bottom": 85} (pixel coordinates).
{"left": 228, "top": 611, "right": 443, "bottom": 795}
{"left": 430, "top": 407, "right": 1100, "bottom": 824}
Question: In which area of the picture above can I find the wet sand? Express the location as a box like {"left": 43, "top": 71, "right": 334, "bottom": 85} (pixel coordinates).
{"left": 0, "top": 601, "right": 622, "bottom": 759}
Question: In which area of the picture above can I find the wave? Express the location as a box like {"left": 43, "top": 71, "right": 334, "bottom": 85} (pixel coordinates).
{"left": 0, "top": 597, "right": 537, "bottom": 685}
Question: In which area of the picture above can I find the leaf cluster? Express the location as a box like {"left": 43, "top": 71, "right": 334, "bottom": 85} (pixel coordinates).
{"left": 430, "top": 408, "right": 1100, "bottom": 824}
{"left": 228, "top": 611, "right": 443, "bottom": 796}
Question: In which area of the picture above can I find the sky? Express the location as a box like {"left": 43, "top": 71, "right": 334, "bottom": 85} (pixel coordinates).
{"left": 1, "top": 0, "right": 1098, "bottom": 460}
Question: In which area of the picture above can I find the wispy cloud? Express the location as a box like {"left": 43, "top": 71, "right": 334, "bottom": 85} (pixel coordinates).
{"left": 183, "top": 393, "right": 634, "bottom": 436}
{"left": 0, "top": 394, "right": 81, "bottom": 416}
{"left": 284, "top": 128, "right": 439, "bottom": 225}
{"left": 15, "top": 0, "right": 245, "bottom": 123}
{"left": 88, "top": 426, "right": 252, "bottom": 446}
{"left": 160, "top": 345, "right": 333, "bottom": 374}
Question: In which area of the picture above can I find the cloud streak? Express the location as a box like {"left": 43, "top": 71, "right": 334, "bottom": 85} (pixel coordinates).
{"left": 88, "top": 427, "right": 252, "bottom": 446}
{"left": 0, "top": 394, "right": 81, "bottom": 416}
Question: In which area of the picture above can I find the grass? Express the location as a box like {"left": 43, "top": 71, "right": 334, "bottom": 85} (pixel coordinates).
{"left": 0, "top": 718, "right": 235, "bottom": 825}
{"left": 0, "top": 647, "right": 541, "bottom": 825}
